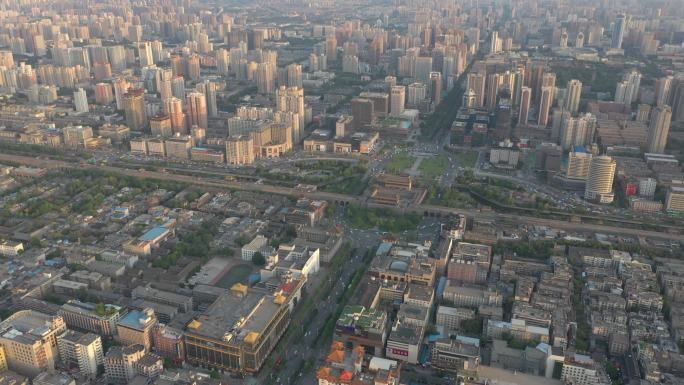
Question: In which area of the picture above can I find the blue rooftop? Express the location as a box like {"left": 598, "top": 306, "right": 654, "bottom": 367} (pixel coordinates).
{"left": 118, "top": 309, "right": 153, "bottom": 330}
{"left": 455, "top": 335, "right": 480, "bottom": 347}
{"left": 376, "top": 242, "right": 393, "bottom": 256}
{"left": 139, "top": 226, "right": 169, "bottom": 242}
{"left": 573, "top": 145, "right": 589, "bottom": 153}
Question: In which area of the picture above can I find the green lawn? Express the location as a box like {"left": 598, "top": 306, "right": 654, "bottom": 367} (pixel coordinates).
{"left": 426, "top": 187, "right": 477, "bottom": 209}
{"left": 384, "top": 153, "right": 416, "bottom": 174}
{"left": 419, "top": 155, "right": 450, "bottom": 179}
{"left": 453, "top": 150, "right": 479, "bottom": 168}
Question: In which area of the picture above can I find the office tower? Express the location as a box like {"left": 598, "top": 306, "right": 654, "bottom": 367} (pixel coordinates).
{"left": 656, "top": 76, "right": 673, "bottom": 107}
{"left": 204, "top": 81, "right": 218, "bottom": 117}
{"left": 171, "top": 76, "right": 186, "bottom": 101}
{"left": 217, "top": 49, "right": 230, "bottom": 76}
{"left": 565, "top": 79, "right": 582, "bottom": 112}
{"left": 0, "top": 51, "right": 14, "bottom": 68}
{"left": 625, "top": 70, "right": 642, "bottom": 104}
{"left": 93, "top": 61, "right": 112, "bottom": 80}
{"left": 490, "top": 31, "right": 501, "bottom": 53}
{"left": 91, "top": 49, "right": 110, "bottom": 69}
{"left": 128, "top": 24, "right": 143, "bottom": 42}
{"left": 113, "top": 77, "right": 130, "bottom": 110}
{"left": 467, "top": 72, "right": 486, "bottom": 108}
{"left": 308, "top": 53, "right": 319, "bottom": 72}
{"left": 390, "top": 86, "right": 406, "bottom": 117}
{"left": 138, "top": 42, "right": 153, "bottom": 67}
{"left": 673, "top": 78, "right": 684, "bottom": 122}
{"left": 559, "top": 32, "right": 569, "bottom": 48}
{"left": 158, "top": 69, "right": 173, "bottom": 101}
{"left": 415, "top": 57, "right": 433, "bottom": 84}
{"left": 150, "top": 114, "right": 173, "bottom": 137}
{"left": 486, "top": 73, "right": 500, "bottom": 111}
{"left": 59, "top": 301, "right": 123, "bottom": 336}
{"left": 342, "top": 55, "right": 359, "bottom": 74}
{"left": 247, "top": 30, "right": 263, "bottom": 51}
{"left": 575, "top": 32, "right": 585, "bottom": 48}
{"left": 256, "top": 62, "right": 276, "bottom": 94}
{"left": 165, "top": 97, "right": 187, "bottom": 134}
{"left": 186, "top": 55, "right": 201, "bottom": 81}
{"left": 107, "top": 46, "right": 126, "bottom": 72}
{"left": 69, "top": 47, "right": 90, "bottom": 69}
{"left": 611, "top": 14, "right": 626, "bottom": 49}
{"left": 614, "top": 81, "right": 628, "bottom": 104}
{"left": 351, "top": 98, "right": 374, "bottom": 129}
{"left": 57, "top": 330, "right": 104, "bottom": 379}
{"left": 463, "top": 88, "right": 477, "bottom": 109}
{"left": 104, "top": 344, "right": 145, "bottom": 384}
{"left": 615, "top": 70, "right": 641, "bottom": 105}
{"left": 336, "top": 115, "right": 354, "bottom": 138}
{"left": 385, "top": 76, "right": 397, "bottom": 90}
{"left": 566, "top": 150, "right": 593, "bottom": 180}
{"left": 541, "top": 72, "right": 556, "bottom": 102}
{"left": 407, "top": 82, "right": 427, "bottom": 106}
{"left": 646, "top": 105, "right": 672, "bottom": 154}
{"left": 192, "top": 126, "right": 206, "bottom": 146}
{"left": 170, "top": 55, "right": 184, "bottom": 77}
{"left": 639, "top": 177, "right": 657, "bottom": 198}
{"left": 63, "top": 125, "right": 93, "bottom": 147}
{"left": 430, "top": 72, "right": 443, "bottom": 106}
{"left": 197, "top": 32, "right": 212, "bottom": 53}
{"left": 141, "top": 65, "right": 160, "bottom": 93}
{"left": 123, "top": 89, "right": 148, "bottom": 131}
{"left": 538, "top": 86, "right": 553, "bottom": 127}
{"left": 116, "top": 309, "right": 157, "bottom": 352}
{"left": 151, "top": 40, "right": 164, "bottom": 62}
{"left": 152, "top": 325, "right": 185, "bottom": 364}
{"left": 73, "top": 88, "right": 88, "bottom": 113}
{"left": 275, "top": 86, "right": 306, "bottom": 143}
{"left": 326, "top": 35, "right": 337, "bottom": 60}
{"left": 666, "top": 187, "right": 684, "bottom": 213}
{"left": 560, "top": 113, "right": 597, "bottom": 150}
{"left": 0, "top": 310, "right": 67, "bottom": 377}
{"left": 585, "top": 155, "right": 616, "bottom": 203}
{"left": 226, "top": 135, "right": 255, "bottom": 165}
{"left": 95, "top": 83, "right": 114, "bottom": 105}
{"left": 519, "top": 86, "right": 532, "bottom": 124}
{"left": 510, "top": 69, "right": 525, "bottom": 105}
{"left": 287, "top": 63, "right": 303, "bottom": 87}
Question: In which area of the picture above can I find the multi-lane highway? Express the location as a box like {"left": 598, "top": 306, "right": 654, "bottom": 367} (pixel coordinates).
{"left": 1, "top": 153, "right": 682, "bottom": 241}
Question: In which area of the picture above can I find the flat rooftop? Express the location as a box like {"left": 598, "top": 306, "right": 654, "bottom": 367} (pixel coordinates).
{"left": 186, "top": 285, "right": 285, "bottom": 344}
{"left": 139, "top": 226, "right": 169, "bottom": 241}
{"left": 118, "top": 309, "right": 155, "bottom": 331}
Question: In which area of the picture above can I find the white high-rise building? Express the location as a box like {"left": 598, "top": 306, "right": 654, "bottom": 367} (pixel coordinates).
{"left": 638, "top": 177, "right": 657, "bottom": 198}
{"left": 73, "top": 88, "right": 88, "bottom": 113}
{"left": 566, "top": 150, "right": 593, "bottom": 180}
{"left": 646, "top": 105, "right": 672, "bottom": 154}
{"left": 565, "top": 79, "right": 582, "bottom": 113}
{"left": 138, "top": 42, "right": 154, "bottom": 67}
{"left": 615, "top": 70, "right": 641, "bottom": 105}
{"left": 585, "top": 155, "right": 616, "bottom": 203}
{"left": 656, "top": 76, "right": 673, "bottom": 107}
{"left": 286, "top": 63, "right": 303, "bottom": 87}
{"left": 407, "top": 82, "right": 427, "bottom": 106}
{"left": 519, "top": 86, "right": 532, "bottom": 125}
{"left": 560, "top": 113, "right": 596, "bottom": 150}
{"left": 276, "top": 86, "right": 306, "bottom": 143}
{"left": 58, "top": 330, "right": 104, "bottom": 379}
